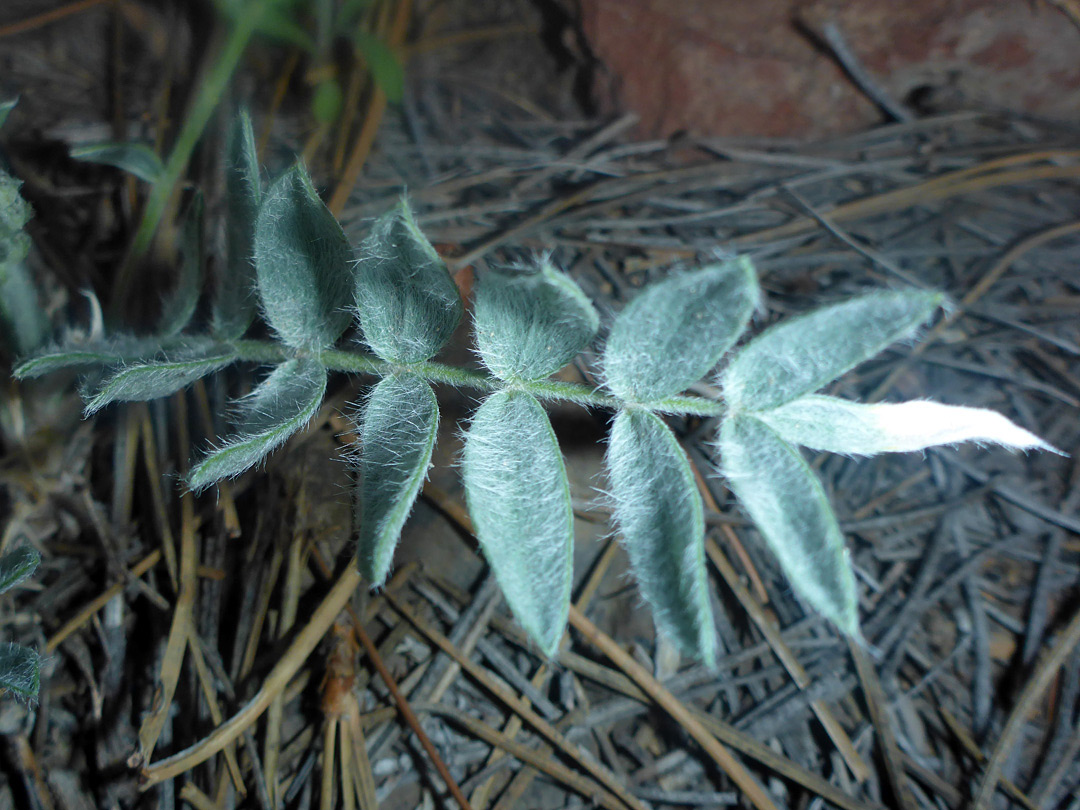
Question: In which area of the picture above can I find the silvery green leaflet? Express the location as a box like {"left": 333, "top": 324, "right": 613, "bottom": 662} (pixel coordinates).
{"left": 13, "top": 112, "right": 1060, "bottom": 663}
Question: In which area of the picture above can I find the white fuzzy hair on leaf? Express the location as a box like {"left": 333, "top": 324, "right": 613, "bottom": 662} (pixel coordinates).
{"left": 354, "top": 198, "right": 463, "bottom": 363}
{"left": 0, "top": 642, "right": 39, "bottom": 701}
{"left": 353, "top": 372, "right": 439, "bottom": 586}
{"left": 13, "top": 335, "right": 163, "bottom": 379}
{"left": 0, "top": 546, "right": 39, "bottom": 595}
{"left": 722, "top": 289, "right": 945, "bottom": 412}
{"left": 254, "top": 164, "right": 352, "bottom": 350}
{"left": 602, "top": 258, "right": 760, "bottom": 404}
{"left": 82, "top": 339, "right": 236, "bottom": 415}
{"left": 461, "top": 390, "right": 574, "bottom": 657}
{"left": 187, "top": 358, "right": 327, "bottom": 492}
{"left": 718, "top": 413, "right": 860, "bottom": 636}
{"left": 472, "top": 257, "right": 599, "bottom": 382}
{"left": 605, "top": 408, "right": 716, "bottom": 665}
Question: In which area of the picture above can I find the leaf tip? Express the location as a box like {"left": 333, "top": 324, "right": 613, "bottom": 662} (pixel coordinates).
{"left": 81, "top": 397, "right": 106, "bottom": 418}
{"left": 534, "top": 622, "right": 565, "bottom": 660}
{"left": 183, "top": 461, "right": 215, "bottom": 495}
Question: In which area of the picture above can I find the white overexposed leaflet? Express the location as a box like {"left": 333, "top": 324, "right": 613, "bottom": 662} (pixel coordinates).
{"left": 757, "top": 395, "right": 1062, "bottom": 457}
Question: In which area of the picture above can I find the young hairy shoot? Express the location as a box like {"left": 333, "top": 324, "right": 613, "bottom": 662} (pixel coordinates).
{"left": 14, "top": 112, "right": 1062, "bottom": 665}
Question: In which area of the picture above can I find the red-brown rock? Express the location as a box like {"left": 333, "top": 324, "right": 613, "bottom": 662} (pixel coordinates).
{"left": 579, "top": 0, "right": 1080, "bottom": 138}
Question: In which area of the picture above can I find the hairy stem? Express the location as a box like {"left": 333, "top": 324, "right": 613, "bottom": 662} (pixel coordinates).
{"left": 229, "top": 339, "right": 725, "bottom": 416}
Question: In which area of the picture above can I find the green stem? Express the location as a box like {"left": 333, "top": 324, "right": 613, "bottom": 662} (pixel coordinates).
{"left": 230, "top": 339, "right": 725, "bottom": 417}
{"left": 111, "top": 0, "right": 270, "bottom": 318}
{"left": 231, "top": 339, "right": 290, "bottom": 365}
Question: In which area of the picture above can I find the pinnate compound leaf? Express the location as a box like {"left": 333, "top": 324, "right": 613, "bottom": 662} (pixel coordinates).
{"left": 719, "top": 413, "right": 859, "bottom": 635}
{"left": 603, "top": 259, "right": 759, "bottom": 403}
{"left": 354, "top": 199, "right": 463, "bottom": 363}
{"left": 722, "top": 289, "right": 944, "bottom": 412}
{"left": 757, "top": 394, "right": 1062, "bottom": 456}
{"left": 255, "top": 165, "right": 352, "bottom": 350}
{"left": 473, "top": 260, "right": 599, "bottom": 381}
{"left": 0, "top": 547, "right": 39, "bottom": 595}
{"left": 462, "top": 390, "right": 573, "bottom": 656}
{"left": 70, "top": 142, "right": 164, "bottom": 184}
{"left": 187, "top": 358, "right": 327, "bottom": 491}
{"left": 355, "top": 373, "right": 439, "bottom": 586}
{"left": 0, "top": 643, "right": 38, "bottom": 700}
{"left": 214, "top": 109, "right": 262, "bottom": 340}
{"left": 606, "top": 409, "right": 715, "bottom": 664}
{"left": 84, "top": 342, "right": 237, "bottom": 415}
{"left": 14, "top": 337, "right": 162, "bottom": 379}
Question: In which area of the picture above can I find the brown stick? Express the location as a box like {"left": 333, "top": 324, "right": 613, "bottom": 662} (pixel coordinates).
{"left": 354, "top": 621, "right": 473, "bottom": 810}
{"left": 868, "top": 218, "right": 1080, "bottom": 401}
{"left": 848, "top": 639, "right": 916, "bottom": 810}
{"left": 385, "top": 591, "right": 648, "bottom": 810}
{"left": 327, "top": 0, "right": 412, "bottom": 215}
{"left": 707, "top": 534, "right": 870, "bottom": 782}
{"left": 46, "top": 550, "right": 162, "bottom": 653}
{"left": 0, "top": 0, "right": 112, "bottom": 38}
{"left": 308, "top": 548, "right": 473, "bottom": 810}
{"left": 567, "top": 606, "right": 781, "bottom": 810}
{"left": 973, "top": 603, "right": 1080, "bottom": 809}
{"left": 140, "top": 566, "right": 362, "bottom": 788}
